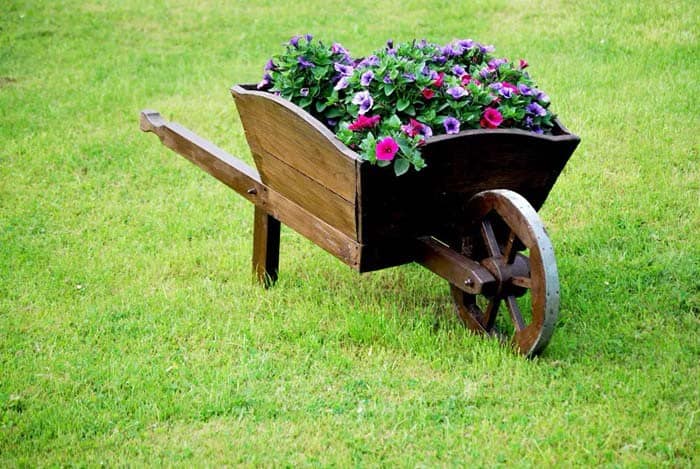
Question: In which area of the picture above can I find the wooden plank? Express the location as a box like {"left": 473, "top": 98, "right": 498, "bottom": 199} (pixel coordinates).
{"left": 254, "top": 148, "right": 356, "bottom": 239}
{"left": 140, "top": 110, "right": 362, "bottom": 270}
{"left": 232, "top": 85, "right": 358, "bottom": 203}
{"left": 253, "top": 207, "right": 280, "bottom": 287}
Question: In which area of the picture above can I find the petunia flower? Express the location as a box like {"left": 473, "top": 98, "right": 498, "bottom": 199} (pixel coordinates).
{"left": 535, "top": 91, "right": 550, "bottom": 104}
{"left": 334, "top": 77, "right": 349, "bottom": 91}
{"left": 452, "top": 65, "right": 466, "bottom": 76}
{"left": 480, "top": 108, "right": 504, "bottom": 128}
{"left": 401, "top": 119, "right": 432, "bottom": 140}
{"left": 289, "top": 35, "right": 301, "bottom": 48}
{"left": 352, "top": 90, "right": 374, "bottom": 114}
{"left": 360, "top": 70, "right": 374, "bottom": 86}
{"left": 299, "top": 88, "right": 309, "bottom": 97}
{"left": 264, "top": 59, "right": 277, "bottom": 71}
{"left": 383, "top": 74, "right": 392, "bottom": 84}
{"left": 519, "top": 59, "right": 528, "bottom": 69}
{"left": 447, "top": 86, "right": 467, "bottom": 99}
{"left": 433, "top": 72, "right": 445, "bottom": 87}
{"left": 297, "top": 56, "right": 315, "bottom": 69}
{"left": 526, "top": 102, "right": 547, "bottom": 116}
{"left": 348, "top": 114, "right": 381, "bottom": 131}
{"left": 402, "top": 73, "right": 416, "bottom": 83}
{"left": 331, "top": 42, "right": 349, "bottom": 56}
{"left": 257, "top": 73, "right": 272, "bottom": 89}
{"left": 443, "top": 117, "right": 460, "bottom": 134}
{"left": 334, "top": 63, "right": 353, "bottom": 76}
{"left": 376, "top": 137, "right": 399, "bottom": 161}
{"left": 421, "top": 88, "right": 435, "bottom": 100}
{"left": 517, "top": 83, "right": 533, "bottom": 96}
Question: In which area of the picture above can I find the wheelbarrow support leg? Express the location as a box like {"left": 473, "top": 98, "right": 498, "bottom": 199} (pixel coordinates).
{"left": 253, "top": 207, "right": 280, "bottom": 287}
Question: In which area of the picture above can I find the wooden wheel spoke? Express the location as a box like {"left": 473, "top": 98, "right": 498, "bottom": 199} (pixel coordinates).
{"left": 482, "top": 297, "right": 500, "bottom": 330}
{"left": 480, "top": 219, "right": 501, "bottom": 257}
{"left": 502, "top": 230, "right": 518, "bottom": 264}
{"left": 505, "top": 296, "right": 526, "bottom": 332}
{"left": 511, "top": 275, "right": 532, "bottom": 289}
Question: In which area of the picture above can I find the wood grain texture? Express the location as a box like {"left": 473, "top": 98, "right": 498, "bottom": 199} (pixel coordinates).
{"left": 140, "top": 110, "right": 362, "bottom": 270}
{"left": 232, "top": 85, "right": 358, "bottom": 203}
{"left": 253, "top": 148, "right": 356, "bottom": 238}
{"left": 253, "top": 207, "right": 280, "bottom": 287}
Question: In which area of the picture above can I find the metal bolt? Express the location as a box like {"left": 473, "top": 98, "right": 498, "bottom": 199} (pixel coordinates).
{"left": 247, "top": 187, "right": 257, "bottom": 195}
{"left": 464, "top": 278, "right": 474, "bottom": 286}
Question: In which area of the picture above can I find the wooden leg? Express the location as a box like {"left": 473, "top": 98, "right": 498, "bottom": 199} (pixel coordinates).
{"left": 252, "top": 207, "right": 280, "bottom": 287}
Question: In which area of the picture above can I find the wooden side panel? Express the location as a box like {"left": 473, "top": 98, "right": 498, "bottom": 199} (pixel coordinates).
{"left": 357, "top": 128, "right": 580, "bottom": 245}
{"left": 254, "top": 148, "right": 356, "bottom": 238}
{"left": 232, "top": 86, "right": 358, "bottom": 203}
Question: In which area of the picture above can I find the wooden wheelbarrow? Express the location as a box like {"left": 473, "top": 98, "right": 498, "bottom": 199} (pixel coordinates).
{"left": 140, "top": 84, "right": 579, "bottom": 356}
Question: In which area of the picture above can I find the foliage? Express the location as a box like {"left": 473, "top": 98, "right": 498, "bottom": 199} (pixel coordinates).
{"left": 261, "top": 36, "right": 555, "bottom": 175}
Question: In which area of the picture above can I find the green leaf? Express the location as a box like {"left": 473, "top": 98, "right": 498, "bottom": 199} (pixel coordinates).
{"left": 383, "top": 84, "right": 395, "bottom": 96}
{"left": 393, "top": 158, "right": 410, "bottom": 176}
{"left": 377, "top": 159, "right": 392, "bottom": 167}
{"left": 397, "top": 98, "right": 410, "bottom": 112}
{"left": 315, "top": 100, "right": 327, "bottom": 113}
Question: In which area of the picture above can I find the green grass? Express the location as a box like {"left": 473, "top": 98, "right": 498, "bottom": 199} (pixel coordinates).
{"left": 1, "top": 0, "right": 698, "bottom": 466}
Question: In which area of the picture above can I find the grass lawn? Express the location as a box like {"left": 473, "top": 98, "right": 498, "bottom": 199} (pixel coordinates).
{"left": 1, "top": 0, "right": 698, "bottom": 466}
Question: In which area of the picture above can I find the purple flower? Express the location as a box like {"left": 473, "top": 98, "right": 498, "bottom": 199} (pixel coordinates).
{"left": 357, "top": 55, "right": 379, "bottom": 68}
{"left": 422, "top": 66, "right": 438, "bottom": 79}
{"left": 305, "top": 34, "right": 313, "bottom": 42}
{"left": 383, "top": 74, "right": 393, "bottom": 84}
{"left": 527, "top": 102, "right": 547, "bottom": 116}
{"left": 479, "top": 68, "right": 492, "bottom": 79}
{"left": 334, "top": 76, "right": 349, "bottom": 91}
{"left": 257, "top": 73, "right": 272, "bottom": 89}
{"left": 443, "top": 116, "right": 460, "bottom": 134}
{"left": 416, "top": 39, "right": 428, "bottom": 49}
{"left": 352, "top": 90, "right": 374, "bottom": 114}
{"left": 533, "top": 126, "right": 544, "bottom": 134}
{"left": 433, "top": 55, "right": 447, "bottom": 65}
{"left": 331, "top": 42, "right": 349, "bottom": 55}
{"left": 334, "top": 62, "right": 353, "bottom": 76}
{"left": 298, "top": 56, "right": 314, "bottom": 69}
{"left": 536, "top": 91, "right": 550, "bottom": 104}
{"left": 264, "top": 59, "right": 277, "bottom": 72}
{"left": 387, "top": 48, "right": 397, "bottom": 56}
{"left": 488, "top": 58, "right": 508, "bottom": 69}
{"left": 402, "top": 73, "right": 416, "bottom": 82}
{"left": 447, "top": 86, "right": 467, "bottom": 99}
{"left": 386, "top": 39, "right": 394, "bottom": 49}
{"left": 499, "top": 87, "right": 514, "bottom": 99}
{"left": 479, "top": 43, "right": 495, "bottom": 53}
{"left": 490, "top": 82, "right": 503, "bottom": 91}
{"left": 299, "top": 88, "right": 309, "bottom": 97}
{"left": 452, "top": 65, "right": 466, "bottom": 76}
{"left": 360, "top": 70, "right": 374, "bottom": 86}
{"left": 289, "top": 35, "right": 301, "bottom": 48}
{"left": 518, "top": 83, "right": 533, "bottom": 96}
{"left": 457, "top": 39, "right": 474, "bottom": 49}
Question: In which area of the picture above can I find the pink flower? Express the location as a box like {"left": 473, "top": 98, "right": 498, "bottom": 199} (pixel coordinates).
{"left": 432, "top": 72, "right": 445, "bottom": 87}
{"left": 480, "top": 108, "right": 503, "bottom": 128}
{"left": 519, "top": 59, "right": 528, "bottom": 69}
{"left": 421, "top": 88, "right": 435, "bottom": 100}
{"left": 502, "top": 82, "right": 518, "bottom": 93}
{"left": 460, "top": 74, "right": 472, "bottom": 85}
{"left": 348, "top": 114, "right": 381, "bottom": 131}
{"left": 376, "top": 137, "right": 399, "bottom": 161}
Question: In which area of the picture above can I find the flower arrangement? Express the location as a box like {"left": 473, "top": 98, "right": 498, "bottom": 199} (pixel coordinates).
{"left": 257, "top": 35, "right": 556, "bottom": 176}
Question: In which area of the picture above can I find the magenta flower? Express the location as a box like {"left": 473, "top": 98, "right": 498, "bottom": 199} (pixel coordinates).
{"left": 480, "top": 108, "right": 504, "bottom": 128}
{"left": 421, "top": 88, "right": 435, "bottom": 100}
{"left": 401, "top": 119, "right": 432, "bottom": 139}
{"left": 519, "top": 59, "right": 529, "bottom": 69}
{"left": 433, "top": 72, "right": 445, "bottom": 87}
{"left": 443, "top": 117, "right": 460, "bottom": 134}
{"left": 348, "top": 114, "right": 380, "bottom": 131}
{"left": 376, "top": 137, "right": 399, "bottom": 161}
{"left": 352, "top": 90, "right": 374, "bottom": 114}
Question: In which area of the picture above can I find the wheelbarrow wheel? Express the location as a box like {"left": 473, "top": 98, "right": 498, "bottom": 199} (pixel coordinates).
{"left": 450, "top": 189, "right": 559, "bottom": 356}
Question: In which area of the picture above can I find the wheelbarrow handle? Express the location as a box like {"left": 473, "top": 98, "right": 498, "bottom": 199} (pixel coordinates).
{"left": 139, "top": 110, "right": 263, "bottom": 203}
